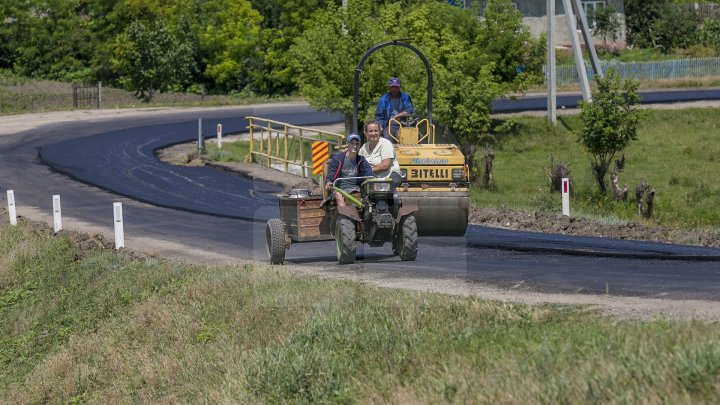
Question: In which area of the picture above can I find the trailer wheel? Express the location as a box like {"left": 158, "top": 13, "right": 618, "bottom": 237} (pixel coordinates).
{"left": 266, "top": 218, "right": 287, "bottom": 264}
{"left": 335, "top": 217, "right": 356, "bottom": 264}
{"left": 398, "top": 215, "right": 418, "bottom": 261}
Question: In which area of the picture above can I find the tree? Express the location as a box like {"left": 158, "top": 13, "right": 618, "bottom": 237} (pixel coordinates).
{"left": 249, "top": 0, "right": 335, "bottom": 95}
{"left": 290, "top": 0, "right": 541, "bottom": 138}
{"left": 591, "top": 3, "right": 622, "bottom": 52}
{"left": 197, "top": 0, "right": 262, "bottom": 92}
{"left": 477, "top": 0, "right": 544, "bottom": 92}
{"left": 576, "top": 70, "right": 644, "bottom": 194}
{"left": 624, "top": 0, "right": 667, "bottom": 48}
{"left": 651, "top": 4, "right": 699, "bottom": 52}
{"left": 435, "top": 52, "right": 502, "bottom": 183}
{"left": 111, "top": 20, "right": 196, "bottom": 101}
{"left": 3, "top": 0, "right": 99, "bottom": 81}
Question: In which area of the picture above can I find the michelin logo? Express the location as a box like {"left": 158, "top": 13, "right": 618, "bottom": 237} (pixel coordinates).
{"left": 409, "top": 158, "right": 449, "bottom": 165}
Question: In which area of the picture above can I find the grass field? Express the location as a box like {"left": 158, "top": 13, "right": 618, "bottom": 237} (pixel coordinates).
{"left": 477, "top": 108, "right": 720, "bottom": 229}
{"left": 1, "top": 221, "right": 719, "bottom": 403}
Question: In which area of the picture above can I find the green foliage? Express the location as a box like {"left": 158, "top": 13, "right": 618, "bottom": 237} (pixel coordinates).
{"left": 577, "top": 70, "right": 644, "bottom": 194}
{"left": 478, "top": 0, "right": 544, "bottom": 91}
{"left": 111, "top": 20, "right": 196, "bottom": 101}
{"left": 591, "top": 3, "right": 622, "bottom": 51}
{"left": 249, "top": 0, "right": 336, "bottom": 95}
{"left": 1, "top": 0, "right": 98, "bottom": 81}
{"left": 198, "top": 0, "right": 262, "bottom": 92}
{"left": 651, "top": 4, "right": 699, "bottom": 52}
{"left": 291, "top": 0, "right": 542, "bottom": 142}
{"left": 624, "top": 0, "right": 667, "bottom": 48}
{"left": 699, "top": 18, "right": 720, "bottom": 53}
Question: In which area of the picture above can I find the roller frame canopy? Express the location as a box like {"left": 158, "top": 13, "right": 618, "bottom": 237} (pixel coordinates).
{"left": 352, "top": 40, "right": 433, "bottom": 135}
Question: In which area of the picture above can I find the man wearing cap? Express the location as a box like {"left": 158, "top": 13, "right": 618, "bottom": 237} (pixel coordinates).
{"left": 325, "top": 133, "right": 373, "bottom": 206}
{"left": 374, "top": 77, "right": 414, "bottom": 140}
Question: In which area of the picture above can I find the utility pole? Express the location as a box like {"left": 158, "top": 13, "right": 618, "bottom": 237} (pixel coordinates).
{"left": 572, "top": 0, "right": 603, "bottom": 79}
{"left": 561, "top": 0, "right": 592, "bottom": 102}
{"left": 547, "top": 0, "right": 557, "bottom": 125}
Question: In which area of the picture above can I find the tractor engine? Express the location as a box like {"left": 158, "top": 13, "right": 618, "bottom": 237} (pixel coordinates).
{"left": 362, "top": 179, "right": 397, "bottom": 247}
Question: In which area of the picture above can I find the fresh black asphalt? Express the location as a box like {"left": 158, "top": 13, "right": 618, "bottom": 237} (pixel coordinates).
{"left": 1, "top": 94, "right": 719, "bottom": 301}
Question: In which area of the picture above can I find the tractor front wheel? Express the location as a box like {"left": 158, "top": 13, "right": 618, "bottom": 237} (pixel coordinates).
{"left": 335, "top": 217, "right": 356, "bottom": 264}
{"left": 398, "top": 215, "right": 418, "bottom": 261}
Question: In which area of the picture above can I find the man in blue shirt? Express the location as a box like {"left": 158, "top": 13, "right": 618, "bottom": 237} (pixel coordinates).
{"left": 374, "top": 77, "right": 414, "bottom": 141}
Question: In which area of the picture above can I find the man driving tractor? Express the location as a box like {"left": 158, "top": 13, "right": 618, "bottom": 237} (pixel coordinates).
{"left": 324, "top": 133, "right": 373, "bottom": 206}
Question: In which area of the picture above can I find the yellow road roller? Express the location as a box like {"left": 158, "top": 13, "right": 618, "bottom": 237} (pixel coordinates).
{"left": 352, "top": 40, "right": 469, "bottom": 236}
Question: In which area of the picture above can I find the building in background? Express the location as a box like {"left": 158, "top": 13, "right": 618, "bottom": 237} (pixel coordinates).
{"left": 453, "top": 0, "right": 626, "bottom": 48}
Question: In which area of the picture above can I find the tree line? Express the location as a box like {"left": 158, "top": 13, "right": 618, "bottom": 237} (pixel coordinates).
{"left": 0, "top": 0, "right": 544, "bottom": 101}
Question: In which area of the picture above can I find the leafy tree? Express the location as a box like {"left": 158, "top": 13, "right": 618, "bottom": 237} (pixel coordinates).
{"left": 249, "top": 0, "right": 336, "bottom": 95}
{"left": 699, "top": 18, "right": 720, "bottom": 53}
{"left": 651, "top": 4, "right": 699, "bottom": 52}
{"left": 591, "top": 3, "right": 622, "bottom": 52}
{"left": 3, "top": 0, "right": 98, "bottom": 81}
{"left": 435, "top": 51, "right": 502, "bottom": 183}
{"left": 624, "top": 0, "right": 667, "bottom": 48}
{"left": 291, "top": 0, "right": 540, "bottom": 180}
{"left": 478, "top": 0, "right": 544, "bottom": 92}
{"left": 111, "top": 20, "right": 196, "bottom": 101}
{"left": 197, "top": 0, "right": 262, "bottom": 92}
{"left": 576, "top": 70, "right": 644, "bottom": 194}
{"left": 290, "top": 0, "right": 385, "bottom": 131}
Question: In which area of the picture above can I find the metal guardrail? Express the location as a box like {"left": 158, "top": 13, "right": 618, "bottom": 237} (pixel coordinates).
{"left": 246, "top": 116, "right": 345, "bottom": 178}
{"left": 550, "top": 57, "right": 720, "bottom": 85}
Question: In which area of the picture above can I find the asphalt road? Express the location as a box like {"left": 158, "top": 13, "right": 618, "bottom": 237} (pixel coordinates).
{"left": 490, "top": 87, "right": 720, "bottom": 112}
{"left": 2, "top": 101, "right": 720, "bottom": 301}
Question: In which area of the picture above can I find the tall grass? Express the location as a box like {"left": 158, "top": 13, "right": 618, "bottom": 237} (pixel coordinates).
{"left": 1, "top": 221, "right": 719, "bottom": 403}
{"left": 477, "top": 108, "right": 720, "bottom": 229}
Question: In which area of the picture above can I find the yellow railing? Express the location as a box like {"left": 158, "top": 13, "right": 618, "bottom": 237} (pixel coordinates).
{"left": 246, "top": 116, "right": 345, "bottom": 178}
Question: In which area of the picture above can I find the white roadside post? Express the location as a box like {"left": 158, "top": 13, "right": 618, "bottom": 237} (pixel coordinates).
{"left": 113, "top": 202, "right": 124, "bottom": 249}
{"left": 562, "top": 178, "right": 570, "bottom": 216}
{"left": 217, "top": 123, "right": 223, "bottom": 149}
{"left": 197, "top": 118, "right": 204, "bottom": 154}
{"left": 53, "top": 194, "right": 62, "bottom": 233}
{"left": 7, "top": 190, "right": 17, "bottom": 225}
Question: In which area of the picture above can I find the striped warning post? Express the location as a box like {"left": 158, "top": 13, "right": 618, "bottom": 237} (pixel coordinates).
{"left": 311, "top": 141, "right": 329, "bottom": 174}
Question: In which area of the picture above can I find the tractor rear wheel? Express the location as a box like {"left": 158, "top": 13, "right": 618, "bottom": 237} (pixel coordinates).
{"left": 398, "top": 215, "right": 418, "bottom": 261}
{"left": 266, "top": 218, "right": 287, "bottom": 264}
{"left": 335, "top": 217, "right": 356, "bottom": 264}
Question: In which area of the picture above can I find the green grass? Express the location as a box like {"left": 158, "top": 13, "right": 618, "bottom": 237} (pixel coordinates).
{"left": 1, "top": 221, "right": 720, "bottom": 403}
{"left": 476, "top": 108, "right": 720, "bottom": 229}
{"left": 0, "top": 69, "right": 302, "bottom": 115}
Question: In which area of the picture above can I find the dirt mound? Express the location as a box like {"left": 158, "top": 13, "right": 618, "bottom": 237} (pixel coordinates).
{"left": 470, "top": 207, "right": 720, "bottom": 248}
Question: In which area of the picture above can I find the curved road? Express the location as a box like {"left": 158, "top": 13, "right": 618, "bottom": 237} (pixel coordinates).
{"left": 1, "top": 101, "right": 720, "bottom": 302}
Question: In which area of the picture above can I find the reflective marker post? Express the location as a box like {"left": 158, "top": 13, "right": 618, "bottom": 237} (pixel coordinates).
{"left": 53, "top": 194, "right": 62, "bottom": 233}
{"left": 7, "top": 190, "right": 17, "bottom": 225}
{"left": 114, "top": 202, "right": 124, "bottom": 249}
{"left": 217, "top": 123, "right": 223, "bottom": 149}
{"left": 197, "top": 118, "right": 205, "bottom": 154}
{"left": 562, "top": 178, "right": 570, "bottom": 216}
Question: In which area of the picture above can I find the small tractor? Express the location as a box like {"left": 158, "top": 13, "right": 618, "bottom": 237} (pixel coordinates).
{"left": 264, "top": 40, "right": 469, "bottom": 264}
{"left": 266, "top": 176, "right": 418, "bottom": 265}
